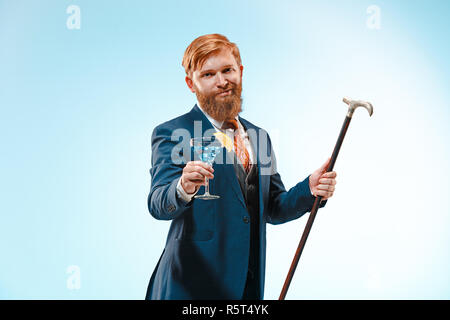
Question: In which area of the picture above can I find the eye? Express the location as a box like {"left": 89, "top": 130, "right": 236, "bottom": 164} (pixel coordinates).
{"left": 203, "top": 72, "right": 213, "bottom": 77}
{"left": 224, "top": 68, "right": 232, "bottom": 73}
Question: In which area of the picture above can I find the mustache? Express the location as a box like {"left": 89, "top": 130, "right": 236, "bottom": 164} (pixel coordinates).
{"left": 216, "top": 85, "right": 236, "bottom": 95}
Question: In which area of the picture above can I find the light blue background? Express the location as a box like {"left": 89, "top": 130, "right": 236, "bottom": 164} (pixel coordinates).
{"left": 1, "top": 0, "right": 449, "bottom": 299}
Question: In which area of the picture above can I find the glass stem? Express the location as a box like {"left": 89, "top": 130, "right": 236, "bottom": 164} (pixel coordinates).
{"left": 204, "top": 177, "right": 210, "bottom": 195}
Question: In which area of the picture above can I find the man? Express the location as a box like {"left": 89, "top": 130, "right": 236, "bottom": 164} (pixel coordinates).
{"left": 146, "top": 34, "right": 337, "bottom": 300}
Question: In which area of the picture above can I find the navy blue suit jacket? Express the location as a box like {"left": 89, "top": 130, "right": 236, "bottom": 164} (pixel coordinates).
{"left": 146, "top": 104, "right": 325, "bottom": 299}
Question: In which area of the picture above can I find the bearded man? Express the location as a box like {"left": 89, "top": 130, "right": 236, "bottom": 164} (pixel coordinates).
{"left": 145, "top": 34, "right": 337, "bottom": 300}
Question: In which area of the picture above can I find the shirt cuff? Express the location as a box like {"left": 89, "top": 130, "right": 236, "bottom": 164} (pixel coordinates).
{"left": 308, "top": 175, "right": 314, "bottom": 196}
{"left": 176, "top": 177, "right": 198, "bottom": 203}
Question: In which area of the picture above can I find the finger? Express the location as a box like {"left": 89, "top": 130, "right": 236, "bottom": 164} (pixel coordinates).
{"left": 188, "top": 160, "right": 207, "bottom": 167}
{"left": 316, "top": 190, "right": 333, "bottom": 198}
{"left": 186, "top": 171, "right": 213, "bottom": 181}
{"left": 319, "top": 178, "right": 336, "bottom": 185}
{"left": 186, "top": 164, "right": 214, "bottom": 178}
{"left": 193, "top": 166, "right": 214, "bottom": 179}
{"left": 189, "top": 161, "right": 214, "bottom": 173}
{"left": 190, "top": 180, "right": 206, "bottom": 186}
{"left": 182, "top": 178, "right": 205, "bottom": 189}
{"left": 315, "top": 189, "right": 327, "bottom": 197}
{"left": 193, "top": 167, "right": 214, "bottom": 179}
{"left": 321, "top": 171, "right": 337, "bottom": 178}
{"left": 317, "top": 184, "right": 335, "bottom": 192}
{"left": 185, "top": 172, "right": 206, "bottom": 183}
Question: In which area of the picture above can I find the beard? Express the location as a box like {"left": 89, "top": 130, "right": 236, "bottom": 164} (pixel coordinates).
{"left": 194, "top": 81, "right": 243, "bottom": 122}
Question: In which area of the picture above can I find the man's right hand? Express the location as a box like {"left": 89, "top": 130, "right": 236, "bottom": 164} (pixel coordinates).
{"left": 180, "top": 161, "right": 215, "bottom": 194}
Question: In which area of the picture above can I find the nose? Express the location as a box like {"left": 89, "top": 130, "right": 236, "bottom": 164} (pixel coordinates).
{"left": 215, "top": 72, "right": 228, "bottom": 88}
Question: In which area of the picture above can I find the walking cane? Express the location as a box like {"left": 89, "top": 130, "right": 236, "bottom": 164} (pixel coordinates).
{"left": 278, "top": 97, "right": 374, "bottom": 300}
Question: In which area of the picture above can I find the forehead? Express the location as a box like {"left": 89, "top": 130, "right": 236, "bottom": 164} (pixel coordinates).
{"left": 198, "top": 49, "right": 238, "bottom": 72}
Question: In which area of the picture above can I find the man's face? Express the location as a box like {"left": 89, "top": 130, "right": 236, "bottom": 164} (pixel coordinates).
{"left": 186, "top": 49, "right": 243, "bottom": 122}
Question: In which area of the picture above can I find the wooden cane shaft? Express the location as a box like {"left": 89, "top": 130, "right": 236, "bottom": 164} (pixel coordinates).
{"left": 278, "top": 195, "right": 322, "bottom": 300}
{"left": 328, "top": 116, "right": 352, "bottom": 172}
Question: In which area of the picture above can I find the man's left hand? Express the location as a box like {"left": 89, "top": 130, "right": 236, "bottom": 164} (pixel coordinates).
{"left": 309, "top": 157, "right": 337, "bottom": 200}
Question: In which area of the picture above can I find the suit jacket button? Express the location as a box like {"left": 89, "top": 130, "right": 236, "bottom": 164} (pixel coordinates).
{"left": 243, "top": 216, "right": 250, "bottom": 224}
{"left": 168, "top": 205, "right": 175, "bottom": 213}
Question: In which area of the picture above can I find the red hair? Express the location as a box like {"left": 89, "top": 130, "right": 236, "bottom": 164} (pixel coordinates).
{"left": 182, "top": 34, "right": 242, "bottom": 77}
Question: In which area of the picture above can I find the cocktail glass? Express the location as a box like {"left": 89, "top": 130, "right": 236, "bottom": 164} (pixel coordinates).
{"left": 191, "top": 136, "right": 222, "bottom": 200}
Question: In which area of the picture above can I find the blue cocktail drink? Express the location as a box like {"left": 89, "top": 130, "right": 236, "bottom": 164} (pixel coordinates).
{"left": 193, "top": 145, "right": 222, "bottom": 163}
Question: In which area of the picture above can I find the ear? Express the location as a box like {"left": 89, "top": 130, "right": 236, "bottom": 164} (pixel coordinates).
{"left": 185, "top": 76, "right": 195, "bottom": 93}
{"left": 239, "top": 65, "right": 244, "bottom": 80}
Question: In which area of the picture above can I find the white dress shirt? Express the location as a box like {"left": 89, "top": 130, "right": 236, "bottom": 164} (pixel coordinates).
{"left": 176, "top": 102, "right": 256, "bottom": 203}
